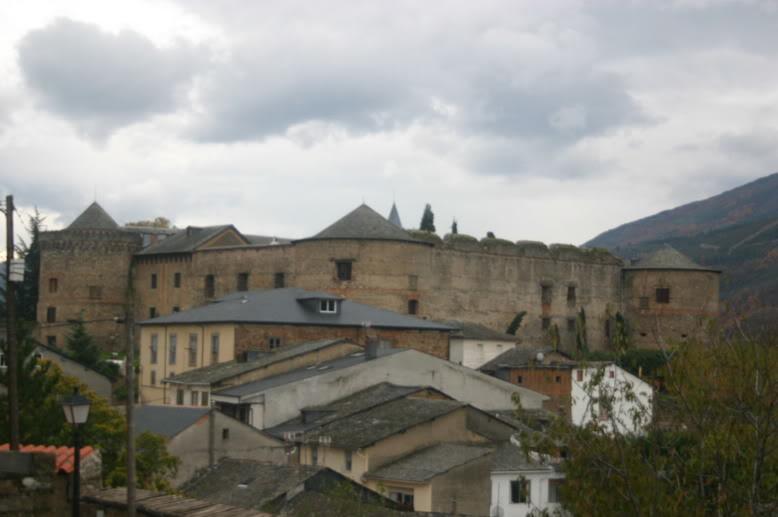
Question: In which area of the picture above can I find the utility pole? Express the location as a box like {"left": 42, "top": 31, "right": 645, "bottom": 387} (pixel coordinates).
{"left": 4, "top": 195, "right": 20, "bottom": 450}
{"left": 124, "top": 264, "right": 136, "bottom": 517}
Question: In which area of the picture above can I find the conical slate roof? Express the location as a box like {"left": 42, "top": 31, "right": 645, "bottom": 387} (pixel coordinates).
{"left": 388, "top": 202, "right": 403, "bottom": 228}
{"left": 305, "top": 204, "right": 420, "bottom": 243}
{"left": 625, "top": 245, "right": 720, "bottom": 272}
{"left": 67, "top": 202, "right": 119, "bottom": 230}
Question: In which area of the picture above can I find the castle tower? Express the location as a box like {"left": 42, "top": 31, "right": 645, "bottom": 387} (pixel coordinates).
{"left": 37, "top": 202, "right": 142, "bottom": 352}
{"left": 388, "top": 202, "right": 403, "bottom": 228}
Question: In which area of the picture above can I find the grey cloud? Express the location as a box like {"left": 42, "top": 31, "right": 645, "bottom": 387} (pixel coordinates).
{"left": 17, "top": 18, "right": 201, "bottom": 139}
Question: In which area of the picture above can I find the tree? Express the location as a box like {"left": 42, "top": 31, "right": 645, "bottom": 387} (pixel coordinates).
{"left": 66, "top": 318, "right": 119, "bottom": 381}
{"left": 487, "top": 231, "right": 496, "bottom": 239}
{"left": 419, "top": 204, "right": 435, "bottom": 232}
{"left": 575, "top": 307, "right": 588, "bottom": 355}
{"left": 519, "top": 336, "right": 778, "bottom": 516}
{"left": 548, "top": 323, "right": 560, "bottom": 352}
{"left": 107, "top": 432, "right": 179, "bottom": 492}
{"left": 451, "top": 218, "right": 458, "bottom": 235}
{"left": 15, "top": 208, "right": 44, "bottom": 323}
{"left": 506, "top": 311, "right": 527, "bottom": 335}
{"left": 125, "top": 217, "right": 172, "bottom": 229}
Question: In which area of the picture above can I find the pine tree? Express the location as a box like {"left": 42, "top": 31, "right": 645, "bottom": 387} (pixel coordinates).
{"left": 66, "top": 318, "right": 101, "bottom": 368}
{"left": 420, "top": 204, "right": 436, "bottom": 232}
{"left": 451, "top": 219, "right": 458, "bottom": 235}
{"left": 15, "top": 208, "right": 43, "bottom": 324}
{"left": 506, "top": 311, "right": 526, "bottom": 335}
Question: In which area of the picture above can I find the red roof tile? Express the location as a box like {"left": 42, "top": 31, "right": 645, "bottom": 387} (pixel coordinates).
{"left": 0, "top": 444, "right": 95, "bottom": 474}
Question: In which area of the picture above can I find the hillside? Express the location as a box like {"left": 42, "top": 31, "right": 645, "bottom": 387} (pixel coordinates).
{"left": 586, "top": 172, "right": 778, "bottom": 332}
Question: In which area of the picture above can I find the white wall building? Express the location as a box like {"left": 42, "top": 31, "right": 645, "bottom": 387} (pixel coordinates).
{"left": 447, "top": 321, "right": 518, "bottom": 369}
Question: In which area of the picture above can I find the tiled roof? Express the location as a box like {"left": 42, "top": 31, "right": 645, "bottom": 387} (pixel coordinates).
{"left": 302, "top": 397, "right": 465, "bottom": 450}
{"left": 0, "top": 444, "right": 95, "bottom": 474}
{"left": 388, "top": 203, "right": 403, "bottom": 228}
{"left": 302, "top": 204, "right": 422, "bottom": 243}
{"left": 67, "top": 202, "right": 119, "bottom": 230}
{"left": 479, "top": 347, "right": 575, "bottom": 372}
{"left": 136, "top": 225, "right": 240, "bottom": 255}
{"left": 445, "top": 320, "right": 519, "bottom": 341}
{"left": 624, "top": 245, "right": 720, "bottom": 272}
{"left": 164, "top": 339, "right": 351, "bottom": 386}
{"left": 133, "top": 406, "right": 209, "bottom": 438}
{"left": 140, "top": 288, "right": 453, "bottom": 332}
{"left": 245, "top": 234, "right": 291, "bottom": 246}
{"left": 83, "top": 488, "right": 272, "bottom": 517}
{"left": 491, "top": 441, "right": 561, "bottom": 473}
{"left": 265, "top": 383, "right": 426, "bottom": 439}
{"left": 366, "top": 443, "right": 493, "bottom": 483}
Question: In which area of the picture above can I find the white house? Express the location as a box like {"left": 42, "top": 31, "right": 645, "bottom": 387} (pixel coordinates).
{"left": 446, "top": 321, "right": 518, "bottom": 369}
{"left": 489, "top": 440, "right": 567, "bottom": 517}
{"left": 571, "top": 363, "right": 653, "bottom": 435}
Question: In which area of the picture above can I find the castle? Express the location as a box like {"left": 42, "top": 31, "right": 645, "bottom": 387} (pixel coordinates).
{"left": 36, "top": 202, "right": 720, "bottom": 353}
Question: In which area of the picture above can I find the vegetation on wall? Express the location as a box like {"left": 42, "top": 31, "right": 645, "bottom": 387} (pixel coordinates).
{"left": 575, "top": 307, "right": 589, "bottom": 355}
{"left": 451, "top": 218, "right": 458, "bottom": 234}
{"left": 506, "top": 311, "right": 527, "bottom": 335}
{"left": 125, "top": 217, "right": 172, "bottom": 228}
{"left": 107, "top": 432, "right": 179, "bottom": 491}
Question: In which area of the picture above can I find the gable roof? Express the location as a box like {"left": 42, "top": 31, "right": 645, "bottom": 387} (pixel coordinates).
{"left": 83, "top": 488, "right": 271, "bottom": 517}
{"left": 140, "top": 288, "right": 453, "bottom": 332}
{"left": 301, "top": 204, "right": 422, "bottom": 244}
{"left": 265, "top": 383, "right": 436, "bottom": 440}
{"left": 388, "top": 202, "right": 403, "bottom": 228}
{"left": 479, "top": 347, "right": 575, "bottom": 372}
{"left": 137, "top": 225, "right": 248, "bottom": 256}
{"left": 0, "top": 444, "right": 96, "bottom": 474}
{"left": 67, "top": 202, "right": 119, "bottom": 230}
{"left": 366, "top": 443, "right": 493, "bottom": 483}
{"left": 133, "top": 406, "right": 209, "bottom": 438}
{"left": 34, "top": 343, "right": 112, "bottom": 382}
{"left": 301, "top": 397, "right": 466, "bottom": 450}
{"left": 164, "top": 338, "right": 352, "bottom": 386}
{"left": 624, "top": 244, "right": 720, "bottom": 272}
{"left": 446, "top": 320, "right": 519, "bottom": 342}
{"left": 491, "top": 441, "right": 561, "bottom": 473}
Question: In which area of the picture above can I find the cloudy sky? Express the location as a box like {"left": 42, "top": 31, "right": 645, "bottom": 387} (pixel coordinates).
{"left": 1, "top": 0, "right": 777, "bottom": 248}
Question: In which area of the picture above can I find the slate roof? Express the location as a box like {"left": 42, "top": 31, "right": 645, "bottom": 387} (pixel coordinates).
{"left": 479, "top": 347, "right": 575, "bottom": 373}
{"left": 137, "top": 225, "right": 243, "bottom": 255}
{"left": 133, "top": 406, "right": 209, "bottom": 438}
{"left": 140, "top": 288, "right": 453, "bottom": 332}
{"left": 624, "top": 244, "right": 720, "bottom": 272}
{"left": 213, "top": 348, "right": 405, "bottom": 401}
{"left": 244, "top": 234, "right": 291, "bottom": 246}
{"left": 84, "top": 487, "right": 273, "bottom": 517}
{"left": 181, "top": 459, "right": 324, "bottom": 511}
{"left": 265, "top": 383, "right": 428, "bottom": 439}
{"left": 164, "top": 338, "right": 351, "bottom": 386}
{"left": 491, "top": 441, "right": 561, "bottom": 473}
{"left": 67, "top": 202, "right": 119, "bottom": 230}
{"left": 388, "top": 202, "right": 403, "bottom": 228}
{"left": 0, "top": 444, "right": 96, "bottom": 474}
{"left": 446, "top": 320, "right": 519, "bottom": 342}
{"left": 301, "top": 204, "right": 422, "bottom": 243}
{"left": 366, "top": 443, "right": 493, "bottom": 483}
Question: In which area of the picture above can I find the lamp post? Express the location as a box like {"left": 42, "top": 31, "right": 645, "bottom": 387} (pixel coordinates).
{"left": 62, "top": 388, "right": 91, "bottom": 517}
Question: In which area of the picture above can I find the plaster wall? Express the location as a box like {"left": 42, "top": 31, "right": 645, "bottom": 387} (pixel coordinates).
{"left": 430, "top": 453, "right": 493, "bottom": 516}
{"left": 490, "top": 470, "right": 566, "bottom": 517}
{"left": 449, "top": 338, "right": 516, "bottom": 369}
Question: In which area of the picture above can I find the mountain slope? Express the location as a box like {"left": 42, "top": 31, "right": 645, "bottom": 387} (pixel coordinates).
{"left": 586, "top": 172, "right": 778, "bottom": 333}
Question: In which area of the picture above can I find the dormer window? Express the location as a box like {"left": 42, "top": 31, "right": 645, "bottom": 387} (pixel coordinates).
{"left": 320, "top": 300, "right": 338, "bottom": 313}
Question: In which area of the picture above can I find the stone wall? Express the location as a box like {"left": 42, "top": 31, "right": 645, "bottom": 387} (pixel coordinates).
{"left": 0, "top": 451, "right": 60, "bottom": 516}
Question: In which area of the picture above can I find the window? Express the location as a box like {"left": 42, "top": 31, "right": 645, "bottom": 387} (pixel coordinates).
{"left": 201, "top": 391, "right": 209, "bottom": 406}
{"left": 191, "top": 391, "right": 199, "bottom": 405}
{"left": 336, "top": 261, "right": 352, "bottom": 281}
{"left": 211, "top": 334, "right": 220, "bottom": 364}
{"left": 541, "top": 284, "right": 553, "bottom": 305}
{"left": 46, "top": 336, "right": 56, "bottom": 346}
{"left": 604, "top": 319, "right": 611, "bottom": 339}
{"left": 639, "top": 296, "right": 649, "bottom": 309}
{"left": 516, "top": 375, "right": 523, "bottom": 384}
{"left": 408, "top": 299, "right": 419, "bottom": 315}
{"left": 151, "top": 273, "right": 157, "bottom": 289}
{"left": 656, "top": 288, "right": 670, "bottom": 304}
{"left": 274, "top": 272, "right": 285, "bottom": 288}
{"left": 567, "top": 285, "right": 576, "bottom": 305}
{"left": 408, "top": 274, "right": 418, "bottom": 290}
{"left": 576, "top": 370, "right": 583, "bottom": 382}
{"left": 169, "top": 334, "right": 177, "bottom": 365}
{"left": 49, "top": 278, "right": 58, "bottom": 293}
{"left": 567, "top": 318, "right": 576, "bottom": 332}
{"left": 548, "top": 479, "right": 564, "bottom": 503}
{"left": 150, "top": 334, "right": 158, "bottom": 365}
{"left": 389, "top": 490, "right": 414, "bottom": 508}
{"left": 269, "top": 337, "right": 282, "bottom": 350}
{"left": 88, "top": 286, "right": 102, "bottom": 300}
{"left": 609, "top": 369, "right": 615, "bottom": 379}
{"left": 222, "top": 428, "right": 230, "bottom": 440}
{"left": 510, "top": 479, "right": 530, "bottom": 504}
{"left": 173, "top": 306, "right": 180, "bottom": 313}
{"left": 150, "top": 370, "right": 156, "bottom": 385}
{"left": 173, "top": 272, "right": 181, "bottom": 288}
{"left": 542, "top": 317, "right": 551, "bottom": 330}
{"left": 311, "top": 446, "right": 318, "bottom": 466}
{"left": 319, "top": 299, "right": 337, "bottom": 313}
{"left": 188, "top": 334, "right": 198, "bottom": 367}
{"left": 345, "top": 451, "right": 353, "bottom": 471}
{"left": 149, "top": 307, "right": 157, "bottom": 319}
{"left": 237, "top": 272, "right": 249, "bottom": 292}
{"left": 205, "top": 274, "right": 215, "bottom": 298}
{"left": 46, "top": 307, "right": 56, "bottom": 323}
{"left": 176, "top": 389, "right": 184, "bottom": 405}
{"left": 555, "top": 375, "right": 562, "bottom": 383}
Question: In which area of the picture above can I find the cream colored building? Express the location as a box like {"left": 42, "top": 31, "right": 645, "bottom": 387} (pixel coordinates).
{"left": 447, "top": 321, "right": 519, "bottom": 369}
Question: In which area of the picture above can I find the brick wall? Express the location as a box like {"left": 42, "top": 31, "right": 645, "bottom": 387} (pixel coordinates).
{"left": 509, "top": 367, "right": 572, "bottom": 417}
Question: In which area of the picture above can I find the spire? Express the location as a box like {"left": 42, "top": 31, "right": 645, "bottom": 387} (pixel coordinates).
{"left": 388, "top": 202, "right": 403, "bottom": 228}
{"left": 67, "top": 202, "right": 119, "bottom": 230}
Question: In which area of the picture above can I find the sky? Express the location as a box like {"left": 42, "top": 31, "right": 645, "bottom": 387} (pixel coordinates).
{"left": 1, "top": 0, "right": 777, "bottom": 250}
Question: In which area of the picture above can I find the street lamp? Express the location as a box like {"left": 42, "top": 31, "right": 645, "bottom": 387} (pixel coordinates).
{"left": 62, "top": 388, "right": 91, "bottom": 517}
